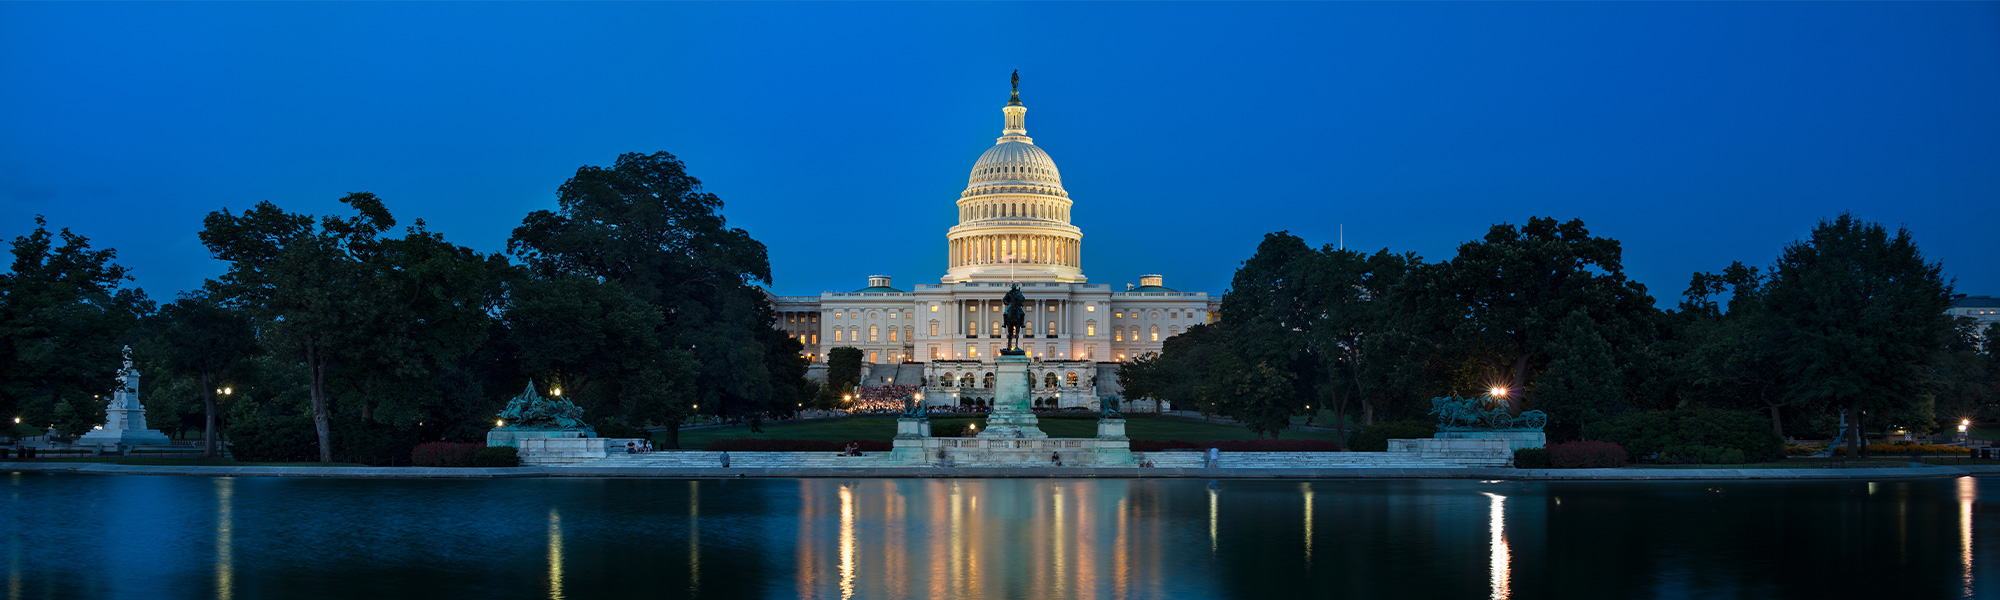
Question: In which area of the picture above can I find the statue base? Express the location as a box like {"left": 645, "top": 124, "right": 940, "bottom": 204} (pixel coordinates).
{"left": 895, "top": 417, "right": 930, "bottom": 440}
{"left": 488, "top": 427, "right": 595, "bottom": 448}
{"left": 1433, "top": 430, "right": 1546, "bottom": 451}
{"left": 977, "top": 354, "right": 1046, "bottom": 439}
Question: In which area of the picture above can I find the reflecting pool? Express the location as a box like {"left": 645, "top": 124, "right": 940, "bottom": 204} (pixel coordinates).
{"left": 6, "top": 473, "right": 1997, "bottom": 599}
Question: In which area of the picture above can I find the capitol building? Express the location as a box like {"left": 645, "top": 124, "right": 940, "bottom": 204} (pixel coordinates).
{"left": 768, "top": 79, "right": 1216, "bottom": 408}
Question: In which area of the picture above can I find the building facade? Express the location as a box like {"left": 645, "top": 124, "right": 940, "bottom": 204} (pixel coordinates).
{"left": 767, "top": 81, "right": 1218, "bottom": 408}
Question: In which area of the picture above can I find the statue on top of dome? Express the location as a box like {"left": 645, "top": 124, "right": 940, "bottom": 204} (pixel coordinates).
{"left": 1011, "top": 70, "right": 1019, "bottom": 91}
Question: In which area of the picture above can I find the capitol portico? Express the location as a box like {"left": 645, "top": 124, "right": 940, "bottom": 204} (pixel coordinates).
{"left": 768, "top": 77, "right": 1216, "bottom": 409}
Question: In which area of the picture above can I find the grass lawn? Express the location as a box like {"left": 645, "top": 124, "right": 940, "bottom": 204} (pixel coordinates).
{"left": 659, "top": 414, "right": 1341, "bottom": 448}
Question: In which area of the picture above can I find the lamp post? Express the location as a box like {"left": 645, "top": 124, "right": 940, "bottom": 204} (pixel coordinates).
{"left": 1961, "top": 418, "right": 1971, "bottom": 446}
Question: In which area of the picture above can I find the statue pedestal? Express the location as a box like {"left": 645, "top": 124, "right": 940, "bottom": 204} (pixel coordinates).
{"left": 488, "top": 427, "right": 592, "bottom": 448}
{"left": 1096, "top": 418, "right": 1128, "bottom": 440}
{"left": 1433, "top": 430, "right": 1546, "bottom": 451}
{"left": 895, "top": 418, "right": 930, "bottom": 440}
{"left": 978, "top": 354, "right": 1046, "bottom": 439}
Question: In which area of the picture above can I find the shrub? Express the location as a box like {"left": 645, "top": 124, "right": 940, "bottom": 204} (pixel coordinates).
{"left": 1785, "top": 444, "right": 1822, "bottom": 456}
{"left": 1829, "top": 443, "right": 1968, "bottom": 456}
{"left": 1347, "top": 420, "right": 1435, "bottom": 452}
{"left": 702, "top": 439, "right": 893, "bottom": 452}
{"left": 1514, "top": 448, "right": 1551, "bottom": 468}
{"left": 472, "top": 445, "right": 520, "bottom": 467}
{"left": 1548, "top": 441, "right": 1627, "bottom": 468}
{"left": 412, "top": 442, "right": 484, "bottom": 467}
{"left": 332, "top": 418, "right": 420, "bottom": 466}
{"left": 1129, "top": 439, "right": 1345, "bottom": 452}
{"left": 225, "top": 410, "right": 318, "bottom": 463}
{"left": 1583, "top": 408, "right": 1783, "bottom": 463}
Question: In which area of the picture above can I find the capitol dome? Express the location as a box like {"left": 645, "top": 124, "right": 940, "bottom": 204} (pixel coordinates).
{"left": 942, "top": 76, "right": 1086, "bottom": 284}
{"left": 966, "top": 141, "right": 1065, "bottom": 194}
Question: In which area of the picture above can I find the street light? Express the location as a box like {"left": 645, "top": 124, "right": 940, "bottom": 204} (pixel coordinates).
{"left": 496, "top": 419, "right": 505, "bottom": 427}
{"left": 1490, "top": 387, "right": 1508, "bottom": 398}
{"left": 553, "top": 387, "right": 562, "bottom": 397}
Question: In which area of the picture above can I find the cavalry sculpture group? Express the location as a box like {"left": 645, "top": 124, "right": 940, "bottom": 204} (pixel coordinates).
{"left": 1428, "top": 394, "right": 1548, "bottom": 432}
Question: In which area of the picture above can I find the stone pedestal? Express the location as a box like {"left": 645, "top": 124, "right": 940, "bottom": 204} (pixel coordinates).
{"left": 1433, "top": 430, "right": 1546, "bottom": 451}
{"left": 1092, "top": 418, "right": 1134, "bottom": 466}
{"left": 488, "top": 427, "right": 593, "bottom": 448}
{"left": 1096, "top": 418, "right": 1128, "bottom": 440}
{"left": 895, "top": 418, "right": 930, "bottom": 439}
{"left": 978, "top": 354, "right": 1046, "bottom": 439}
{"left": 77, "top": 347, "right": 169, "bottom": 448}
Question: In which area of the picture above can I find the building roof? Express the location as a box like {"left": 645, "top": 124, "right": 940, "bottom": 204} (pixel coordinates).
{"left": 1127, "top": 285, "right": 1178, "bottom": 293}
{"left": 851, "top": 286, "right": 906, "bottom": 294}
{"left": 1954, "top": 295, "right": 2000, "bottom": 308}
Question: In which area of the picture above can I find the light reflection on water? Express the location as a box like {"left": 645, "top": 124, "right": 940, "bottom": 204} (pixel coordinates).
{"left": 4, "top": 474, "right": 1995, "bottom": 599}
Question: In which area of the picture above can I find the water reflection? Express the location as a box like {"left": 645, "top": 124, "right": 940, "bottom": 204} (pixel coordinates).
{"left": 687, "top": 481, "right": 700, "bottom": 597}
{"left": 1484, "top": 492, "right": 1509, "bottom": 600}
{"left": 4, "top": 475, "right": 1992, "bottom": 599}
{"left": 1963, "top": 476, "right": 1976, "bottom": 598}
{"left": 546, "top": 507, "right": 563, "bottom": 600}
{"left": 215, "top": 478, "right": 234, "bottom": 600}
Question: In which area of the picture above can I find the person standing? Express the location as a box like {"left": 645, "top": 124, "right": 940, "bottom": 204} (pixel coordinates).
{"left": 1205, "top": 447, "right": 1219, "bottom": 468}
{"left": 719, "top": 451, "right": 730, "bottom": 468}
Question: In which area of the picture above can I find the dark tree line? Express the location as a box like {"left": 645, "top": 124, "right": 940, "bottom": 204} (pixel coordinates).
{"left": 1121, "top": 215, "right": 1986, "bottom": 453}
{"left": 2, "top": 151, "right": 810, "bottom": 462}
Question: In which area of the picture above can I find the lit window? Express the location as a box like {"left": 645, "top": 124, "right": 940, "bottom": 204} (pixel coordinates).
{"left": 835, "top": 330, "right": 844, "bottom": 342}
{"left": 1047, "top": 321, "right": 1055, "bottom": 335}
{"left": 1115, "top": 312, "right": 1124, "bottom": 318}
{"left": 930, "top": 323, "right": 939, "bottom": 336}
{"left": 1087, "top": 324, "right": 1096, "bottom": 336}
{"left": 930, "top": 305, "right": 939, "bottom": 312}
{"left": 834, "top": 312, "right": 842, "bottom": 319}
{"left": 1151, "top": 325, "right": 1159, "bottom": 341}
{"left": 870, "top": 325, "right": 879, "bottom": 342}
{"left": 870, "top": 352, "right": 879, "bottom": 363}
{"left": 1086, "top": 305, "right": 1095, "bottom": 312}
{"left": 889, "top": 329, "right": 898, "bottom": 342}
{"left": 1115, "top": 329, "right": 1124, "bottom": 342}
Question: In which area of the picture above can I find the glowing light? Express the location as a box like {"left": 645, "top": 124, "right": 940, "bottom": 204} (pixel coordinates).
{"left": 1490, "top": 387, "right": 1508, "bottom": 398}
{"left": 496, "top": 419, "right": 505, "bottom": 428}
{"left": 1484, "top": 492, "right": 1510, "bottom": 600}
{"left": 547, "top": 508, "right": 565, "bottom": 600}
{"left": 552, "top": 388, "right": 562, "bottom": 397}
{"left": 1962, "top": 476, "right": 1976, "bottom": 598}
{"left": 223, "top": 387, "right": 232, "bottom": 395}
{"left": 839, "top": 484, "right": 856, "bottom": 600}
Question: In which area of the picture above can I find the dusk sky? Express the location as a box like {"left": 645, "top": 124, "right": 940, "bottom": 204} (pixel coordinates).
{"left": 3, "top": 2, "right": 1995, "bottom": 305}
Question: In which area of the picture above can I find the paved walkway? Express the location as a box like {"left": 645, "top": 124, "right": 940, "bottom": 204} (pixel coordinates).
{"left": 0, "top": 461, "right": 1974, "bottom": 480}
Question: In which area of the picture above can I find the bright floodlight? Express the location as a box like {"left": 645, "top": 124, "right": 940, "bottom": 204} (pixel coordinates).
{"left": 553, "top": 388, "right": 562, "bottom": 397}
{"left": 496, "top": 419, "right": 504, "bottom": 427}
{"left": 1490, "top": 387, "right": 1507, "bottom": 397}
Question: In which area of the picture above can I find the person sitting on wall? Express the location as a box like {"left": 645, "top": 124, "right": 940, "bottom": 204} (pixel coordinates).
{"left": 1051, "top": 451, "right": 1062, "bottom": 467}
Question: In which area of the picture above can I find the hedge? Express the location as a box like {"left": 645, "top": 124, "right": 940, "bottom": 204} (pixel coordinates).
{"left": 1130, "top": 439, "right": 1345, "bottom": 452}
{"left": 1548, "top": 441, "right": 1627, "bottom": 468}
{"left": 702, "top": 439, "right": 893, "bottom": 452}
{"left": 1831, "top": 444, "right": 1969, "bottom": 456}
{"left": 412, "top": 442, "right": 483, "bottom": 467}
{"left": 472, "top": 445, "right": 520, "bottom": 467}
{"left": 1583, "top": 408, "right": 1783, "bottom": 463}
{"left": 1514, "top": 448, "right": 1551, "bottom": 468}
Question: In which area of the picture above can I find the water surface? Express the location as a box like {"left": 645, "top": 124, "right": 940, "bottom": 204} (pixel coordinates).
{"left": 6, "top": 473, "right": 1993, "bottom": 599}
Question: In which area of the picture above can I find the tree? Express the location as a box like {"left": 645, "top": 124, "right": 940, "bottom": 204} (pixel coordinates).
{"left": 201, "top": 193, "right": 400, "bottom": 462}
{"left": 141, "top": 293, "right": 257, "bottom": 457}
{"left": 0, "top": 216, "right": 151, "bottom": 427}
{"left": 1762, "top": 214, "right": 1954, "bottom": 459}
{"left": 506, "top": 275, "right": 699, "bottom": 445}
{"left": 508, "top": 151, "right": 791, "bottom": 446}
{"left": 1402, "top": 217, "right": 1654, "bottom": 410}
{"left": 1533, "top": 309, "right": 1625, "bottom": 440}
{"left": 826, "top": 347, "right": 863, "bottom": 396}
{"left": 1678, "top": 262, "right": 1793, "bottom": 438}
{"left": 1298, "top": 246, "right": 1421, "bottom": 432}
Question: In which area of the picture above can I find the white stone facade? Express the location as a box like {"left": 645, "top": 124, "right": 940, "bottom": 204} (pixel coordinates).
{"left": 768, "top": 80, "right": 1217, "bottom": 404}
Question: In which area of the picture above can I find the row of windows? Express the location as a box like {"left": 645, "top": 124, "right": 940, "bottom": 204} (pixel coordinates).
{"left": 975, "top": 165, "right": 1055, "bottom": 177}
{"left": 1114, "top": 310, "right": 1201, "bottom": 321}
{"left": 1112, "top": 325, "right": 1176, "bottom": 342}
{"left": 832, "top": 311, "right": 911, "bottom": 319}
{"left": 933, "top": 371, "right": 1082, "bottom": 388}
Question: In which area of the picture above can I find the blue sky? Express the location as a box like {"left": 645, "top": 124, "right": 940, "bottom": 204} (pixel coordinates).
{"left": 3, "top": 2, "right": 1996, "bottom": 304}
